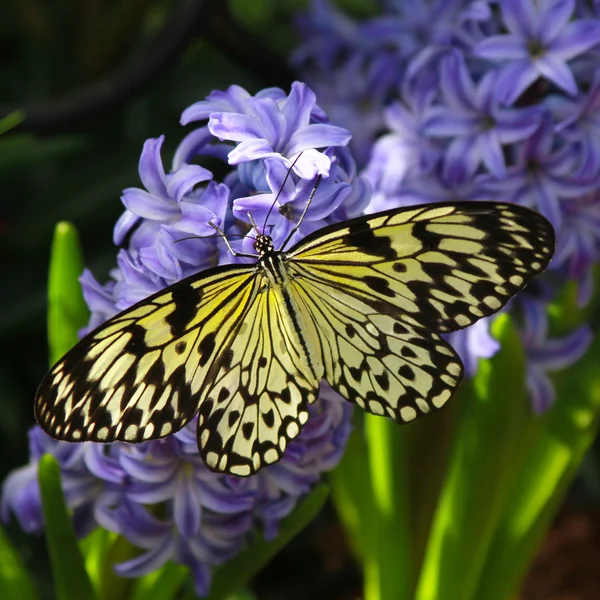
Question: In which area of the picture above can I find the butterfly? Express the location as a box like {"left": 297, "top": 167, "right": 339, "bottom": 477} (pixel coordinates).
{"left": 35, "top": 191, "right": 555, "bottom": 476}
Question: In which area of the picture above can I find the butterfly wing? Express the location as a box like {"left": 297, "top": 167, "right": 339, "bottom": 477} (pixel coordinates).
{"left": 290, "top": 276, "right": 464, "bottom": 420}
{"left": 286, "top": 201, "right": 554, "bottom": 420}
{"left": 287, "top": 202, "right": 554, "bottom": 334}
{"left": 196, "top": 266, "right": 323, "bottom": 476}
{"left": 35, "top": 264, "right": 260, "bottom": 444}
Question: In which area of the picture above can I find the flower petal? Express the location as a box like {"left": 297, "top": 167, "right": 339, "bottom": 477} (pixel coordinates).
{"left": 138, "top": 136, "right": 169, "bottom": 198}
{"left": 535, "top": 54, "right": 578, "bottom": 96}
{"left": 550, "top": 19, "right": 600, "bottom": 60}
{"left": 121, "top": 188, "right": 178, "bottom": 221}
{"left": 166, "top": 164, "right": 213, "bottom": 203}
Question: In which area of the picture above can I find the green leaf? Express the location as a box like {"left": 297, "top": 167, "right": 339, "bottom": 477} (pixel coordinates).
{"left": 200, "top": 484, "right": 329, "bottom": 600}
{"left": 329, "top": 419, "right": 376, "bottom": 563}
{"left": 78, "top": 528, "right": 113, "bottom": 595}
{"left": 38, "top": 454, "right": 97, "bottom": 600}
{"left": 0, "top": 110, "right": 25, "bottom": 135}
{"left": 130, "top": 561, "right": 189, "bottom": 600}
{"left": 363, "top": 414, "right": 411, "bottom": 600}
{"left": 474, "top": 323, "right": 600, "bottom": 600}
{"left": 415, "top": 314, "right": 530, "bottom": 600}
{"left": 47, "top": 221, "right": 89, "bottom": 365}
{"left": 0, "top": 524, "right": 38, "bottom": 600}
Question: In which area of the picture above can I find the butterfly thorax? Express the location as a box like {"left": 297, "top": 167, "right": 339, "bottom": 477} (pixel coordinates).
{"left": 259, "top": 251, "right": 288, "bottom": 287}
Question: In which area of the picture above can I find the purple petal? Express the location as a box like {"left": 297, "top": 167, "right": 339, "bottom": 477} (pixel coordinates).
{"left": 539, "top": 0, "right": 575, "bottom": 44}
{"left": 173, "top": 476, "right": 202, "bottom": 537}
{"left": 286, "top": 123, "right": 351, "bottom": 155}
{"left": 535, "top": 54, "right": 578, "bottom": 96}
{"left": 280, "top": 81, "right": 316, "bottom": 138}
{"left": 121, "top": 188, "right": 178, "bottom": 221}
{"left": 422, "top": 109, "right": 480, "bottom": 137}
{"left": 113, "top": 210, "right": 141, "bottom": 246}
{"left": 80, "top": 269, "right": 117, "bottom": 318}
{"left": 501, "top": 0, "right": 538, "bottom": 37}
{"left": 114, "top": 536, "right": 175, "bottom": 577}
{"left": 495, "top": 60, "right": 539, "bottom": 104}
{"left": 180, "top": 85, "right": 251, "bottom": 124}
{"left": 195, "top": 482, "right": 255, "bottom": 513}
{"left": 550, "top": 20, "right": 600, "bottom": 60}
{"left": 290, "top": 148, "right": 332, "bottom": 178}
{"left": 246, "top": 97, "right": 284, "bottom": 148}
{"left": 533, "top": 326, "right": 592, "bottom": 370}
{"left": 265, "top": 156, "right": 296, "bottom": 201}
{"left": 227, "top": 139, "right": 276, "bottom": 165}
{"left": 120, "top": 450, "right": 175, "bottom": 483}
{"left": 527, "top": 366, "right": 555, "bottom": 413}
{"left": 474, "top": 34, "right": 529, "bottom": 60}
{"left": 176, "top": 201, "right": 219, "bottom": 233}
{"left": 166, "top": 164, "right": 213, "bottom": 203}
{"left": 440, "top": 51, "right": 476, "bottom": 110}
{"left": 83, "top": 446, "right": 124, "bottom": 484}
{"left": 209, "top": 113, "right": 265, "bottom": 142}
{"left": 232, "top": 193, "right": 273, "bottom": 223}
{"left": 172, "top": 127, "right": 231, "bottom": 170}
{"left": 495, "top": 108, "right": 542, "bottom": 143}
{"left": 480, "top": 129, "right": 506, "bottom": 177}
{"left": 443, "top": 136, "right": 479, "bottom": 184}
{"left": 138, "top": 137, "right": 168, "bottom": 198}
{"left": 535, "top": 178, "right": 562, "bottom": 231}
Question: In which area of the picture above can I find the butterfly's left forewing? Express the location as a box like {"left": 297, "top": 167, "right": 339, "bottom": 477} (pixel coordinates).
{"left": 35, "top": 265, "right": 259, "bottom": 444}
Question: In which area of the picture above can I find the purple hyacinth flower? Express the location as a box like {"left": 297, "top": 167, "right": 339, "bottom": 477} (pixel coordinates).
{"left": 474, "top": 0, "right": 600, "bottom": 104}
{"left": 478, "top": 112, "right": 596, "bottom": 231}
{"left": 423, "top": 50, "right": 542, "bottom": 182}
{"left": 554, "top": 193, "right": 600, "bottom": 305}
{"left": 183, "top": 81, "right": 350, "bottom": 180}
{"left": 520, "top": 298, "right": 591, "bottom": 412}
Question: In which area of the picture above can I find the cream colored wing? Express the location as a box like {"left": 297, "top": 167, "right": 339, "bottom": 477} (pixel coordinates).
{"left": 287, "top": 202, "right": 554, "bottom": 334}
{"left": 35, "top": 264, "right": 259, "bottom": 444}
{"left": 290, "top": 274, "right": 463, "bottom": 421}
{"left": 196, "top": 275, "right": 323, "bottom": 476}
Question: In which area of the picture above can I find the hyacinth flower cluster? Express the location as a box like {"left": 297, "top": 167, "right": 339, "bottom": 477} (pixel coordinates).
{"left": 2, "top": 82, "right": 373, "bottom": 596}
{"left": 295, "top": 0, "right": 600, "bottom": 410}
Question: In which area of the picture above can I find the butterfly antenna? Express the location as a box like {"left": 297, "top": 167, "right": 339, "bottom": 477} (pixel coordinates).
{"left": 279, "top": 174, "right": 322, "bottom": 251}
{"left": 262, "top": 152, "right": 304, "bottom": 234}
{"left": 207, "top": 221, "right": 258, "bottom": 259}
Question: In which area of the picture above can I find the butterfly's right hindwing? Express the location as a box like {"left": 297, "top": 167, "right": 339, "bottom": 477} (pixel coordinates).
{"left": 35, "top": 265, "right": 259, "bottom": 445}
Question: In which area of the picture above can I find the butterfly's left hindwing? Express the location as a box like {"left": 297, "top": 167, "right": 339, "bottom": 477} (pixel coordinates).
{"left": 196, "top": 271, "right": 323, "bottom": 477}
{"left": 35, "top": 265, "right": 259, "bottom": 445}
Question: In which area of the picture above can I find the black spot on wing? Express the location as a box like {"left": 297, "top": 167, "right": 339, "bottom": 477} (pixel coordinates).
{"left": 217, "top": 388, "right": 230, "bottom": 403}
{"left": 166, "top": 284, "right": 202, "bottom": 337}
{"left": 364, "top": 275, "right": 395, "bottom": 297}
{"left": 198, "top": 332, "right": 216, "bottom": 367}
{"left": 343, "top": 222, "right": 398, "bottom": 259}
{"left": 262, "top": 408, "right": 275, "bottom": 428}
{"left": 242, "top": 422, "right": 255, "bottom": 440}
